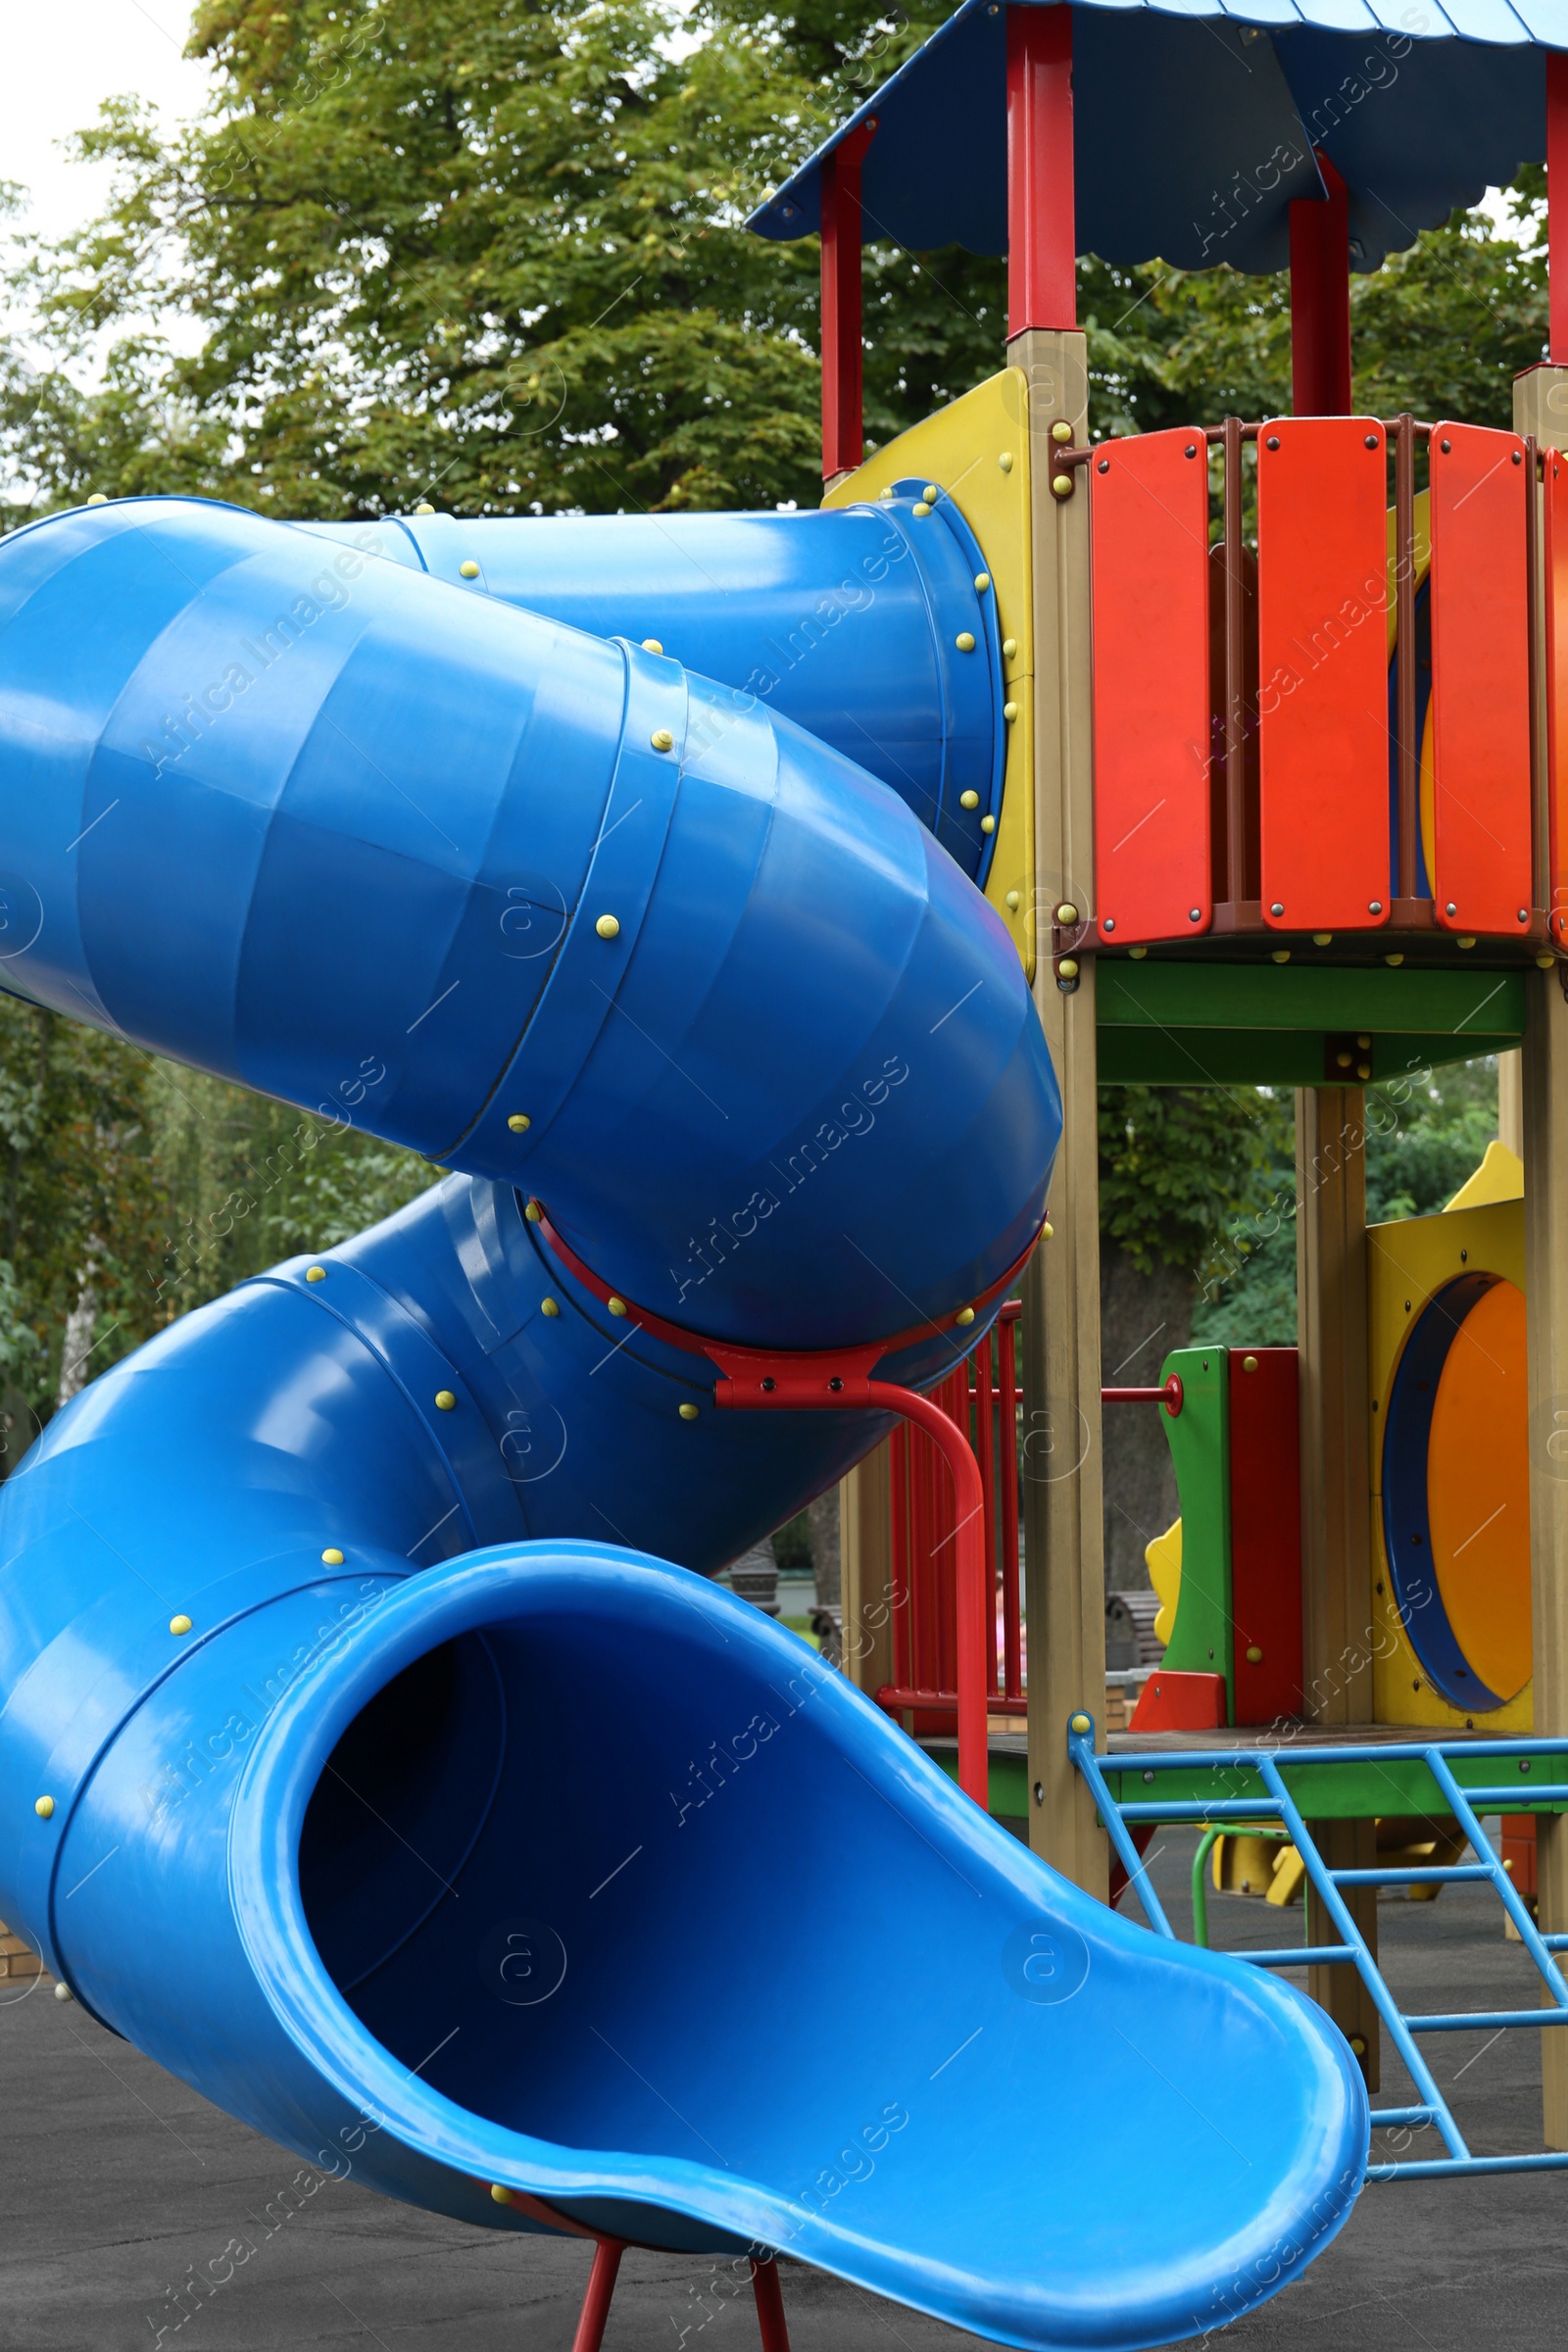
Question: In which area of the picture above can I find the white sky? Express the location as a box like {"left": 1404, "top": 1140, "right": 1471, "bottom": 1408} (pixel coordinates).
{"left": 0, "top": 0, "right": 210, "bottom": 248}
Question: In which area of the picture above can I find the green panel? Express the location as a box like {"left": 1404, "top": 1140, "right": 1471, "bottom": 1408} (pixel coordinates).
{"left": 1098, "top": 1028, "right": 1518, "bottom": 1088}
{"left": 1098, "top": 961, "right": 1527, "bottom": 1038}
{"left": 1100, "top": 1746, "right": 1568, "bottom": 1818}
{"left": 1155, "top": 1346, "right": 1232, "bottom": 1698}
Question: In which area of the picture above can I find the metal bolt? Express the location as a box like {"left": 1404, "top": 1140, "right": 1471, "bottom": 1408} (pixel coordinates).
{"left": 981, "top": 815, "right": 995, "bottom": 832}
{"left": 760, "top": 1376, "right": 776, "bottom": 1393}
{"left": 1189, "top": 908, "right": 1200, "bottom": 922}
{"left": 829, "top": 1376, "right": 844, "bottom": 1392}
{"left": 911, "top": 501, "right": 931, "bottom": 517}
{"left": 1368, "top": 901, "right": 1383, "bottom": 914}
{"left": 1003, "top": 638, "right": 1017, "bottom": 660}
{"left": 1272, "top": 949, "right": 1290, "bottom": 962}
{"left": 460, "top": 560, "right": 480, "bottom": 579}
{"left": 1184, "top": 444, "right": 1197, "bottom": 459}
{"left": 1441, "top": 438, "right": 1451, "bottom": 454}
{"left": 1266, "top": 435, "right": 1280, "bottom": 450}
{"left": 1246, "top": 1644, "right": 1263, "bottom": 1662}
{"left": 1097, "top": 458, "right": 1109, "bottom": 473}
{"left": 1033, "top": 1782, "right": 1045, "bottom": 1805}
{"left": 1102, "top": 916, "right": 1115, "bottom": 933}
{"left": 1004, "top": 890, "right": 1020, "bottom": 910}
{"left": 1364, "top": 434, "right": 1378, "bottom": 450}
{"left": 1270, "top": 902, "right": 1284, "bottom": 916}
{"left": 923, "top": 483, "right": 940, "bottom": 502}
{"left": 1446, "top": 901, "right": 1457, "bottom": 916}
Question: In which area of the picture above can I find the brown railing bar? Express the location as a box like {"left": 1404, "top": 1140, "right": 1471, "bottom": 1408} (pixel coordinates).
{"left": 1396, "top": 414, "right": 1419, "bottom": 906}
{"left": 1223, "top": 415, "right": 1248, "bottom": 908}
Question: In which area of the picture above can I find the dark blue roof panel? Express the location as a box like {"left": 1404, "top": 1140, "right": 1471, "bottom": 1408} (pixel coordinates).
{"left": 746, "top": 0, "right": 1554, "bottom": 273}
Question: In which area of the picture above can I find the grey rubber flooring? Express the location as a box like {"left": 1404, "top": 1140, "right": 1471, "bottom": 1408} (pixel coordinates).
{"left": 2, "top": 1830, "right": 1564, "bottom": 2350}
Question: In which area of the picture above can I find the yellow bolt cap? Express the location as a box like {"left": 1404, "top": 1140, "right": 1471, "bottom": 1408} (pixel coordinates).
{"left": 1056, "top": 903, "right": 1078, "bottom": 924}
{"left": 322, "top": 1547, "right": 345, "bottom": 1565}
{"left": 1043, "top": 1220, "right": 1054, "bottom": 1238}
{"left": 1003, "top": 701, "right": 1018, "bottom": 722}
{"left": 1246, "top": 1644, "right": 1263, "bottom": 1663}
{"left": 1002, "top": 637, "right": 1017, "bottom": 660}
{"left": 87, "top": 492, "right": 109, "bottom": 506}
{"left": 981, "top": 814, "right": 995, "bottom": 833}
{"left": 1051, "top": 473, "right": 1073, "bottom": 498}
{"left": 1313, "top": 932, "right": 1333, "bottom": 946}
{"left": 642, "top": 638, "right": 663, "bottom": 655}
{"left": 974, "top": 571, "right": 991, "bottom": 592}
{"left": 1457, "top": 936, "right": 1476, "bottom": 949}
{"left": 460, "top": 560, "right": 480, "bottom": 578}
{"left": 415, "top": 502, "right": 436, "bottom": 514}
{"left": 956, "top": 1306, "right": 976, "bottom": 1326}
{"left": 956, "top": 631, "right": 975, "bottom": 654}
{"left": 34, "top": 1794, "right": 54, "bottom": 1819}
{"left": 1069, "top": 1711, "right": 1092, "bottom": 1734}
{"left": 1271, "top": 949, "right": 1291, "bottom": 963}
{"left": 595, "top": 913, "right": 621, "bottom": 939}
{"left": 998, "top": 453, "right": 1013, "bottom": 472}
{"left": 508, "top": 1112, "right": 531, "bottom": 1133}
{"left": 1539, "top": 954, "right": 1557, "bottom": 969}
{"left": 306, "top": 1264, "right": 327, "bottom": 1282}
{"left": 1057, "top": 956, "right": 1079, "bottom": 979}
{"left": 169, "top": 1614, "right": 193, "bottom": 1637}
{"left": 435, "top": 1390, "right": 457, "bottom": 1411}
{"left": 959, "top": 789, "right": 980, "bottom": 810}
{"left": 922, "top": 483, "right": 939, "bottom": 502}
{"left": 911, "top": 501, "right": 931, "bottom": 517}
{"left": 490, "top": 2183, "right": 514, "bottom": 2205}
{"left": 1004, "top": 890, "right": 1021, "bottom": 910}
{"left": 1129, "top": 946, "right": 1148, "bottom": 959}
{"left": 524, "top": 1200, "right": 544, "bottom": 1223}
{"left": 1386, "top": 952, "right": 1404, "bottom": 965}
{"left": 650, "top": 728, "right": 674, "bottom": 753}
{"left": 679, "top": 1402, "right": 700, "bottom": 1420}
{"left": 1052, "top": 421, "right": 1074, "bottom": 444}
{"left": 541, "top": 1298, "right": 561, "bottom": 1317}
{"left": 607, "top": 1297, "right": 628, "bottom": 1318}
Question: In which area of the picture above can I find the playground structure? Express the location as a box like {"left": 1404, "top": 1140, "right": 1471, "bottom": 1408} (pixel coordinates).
{"left": 15, "top": 0, "right": 1568, "bottom": 2344}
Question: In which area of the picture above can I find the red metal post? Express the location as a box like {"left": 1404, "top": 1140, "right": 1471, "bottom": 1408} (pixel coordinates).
{"left": 1005, "top": 3, "right": 1076, "bottom": 338}
{"left": 571, "top": 2239, "right": 625, "bottom": 2352}
{"left": 1551, "top": 53, "right": 1568, "bottom": 365}
{"left": 889, "top": 1421, "right": 910, "bottom": 1691}
{"left": 1288, "top": 150, "right": 1352, "bottom": 416}
{"left": 751, "top": 2257, "right": 792, "bottom": 2352}
{"left": 999, "top": 1308, "right": 1021, "bottom": 1700}
{"left": 819, "top": 122, "right": 876, "bottom": 480}
{"left": 973, "top": 1334, "right": 999, "bottom": 1696}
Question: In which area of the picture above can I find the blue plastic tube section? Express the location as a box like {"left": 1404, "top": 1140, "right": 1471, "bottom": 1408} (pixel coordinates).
{"left": 302, "top": 492, "right": 1006, "bottom": 883}
{"left": 14, "top": 1544, "right": 1368, "bottom": 2348}
{"left": 0, "top": 496, "right": 1056, "bottom": 1351}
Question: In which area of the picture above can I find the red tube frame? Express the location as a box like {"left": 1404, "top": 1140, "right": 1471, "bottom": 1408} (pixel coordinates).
{"left": 1005, "top": 3, "right": 1076, "bottom": 339}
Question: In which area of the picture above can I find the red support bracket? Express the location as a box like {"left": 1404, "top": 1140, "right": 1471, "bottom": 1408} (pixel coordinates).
{"left": 820, "top": 119, "right": 878, "bottom": 481}
{"left": 523, "top": 1198, "right": 1039, "bottom": 1814}
{"left": 490, "top": 2186, "right": 795, "bottom": 2351}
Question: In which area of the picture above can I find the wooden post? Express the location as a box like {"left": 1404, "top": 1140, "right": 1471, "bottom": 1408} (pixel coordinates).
{"left": 1004, "top": 1, "right": 1102, "bottom": 1890}
{"left": 819, "top": 123, "right": 875, "bottom": 484}
{"left": 1296, "top": 1082, "right": 1378, "bottom": 2080}
{"left": 1517, "top": 349, "right": 1568, "bottom": 2147}
{"left": 1498, "top": 1048, "right": 1524, "bottom": 1154}
{"left": 1288, "top": 151, "right": 1351, "bottom": 417}
{"left": 838, "top": 1445, "right": 895, "bottom": 1698}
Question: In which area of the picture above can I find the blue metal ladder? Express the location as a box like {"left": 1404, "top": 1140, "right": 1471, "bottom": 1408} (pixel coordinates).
{"left": 1068, "top": 1718, "right": 1568, "bottom": 2180}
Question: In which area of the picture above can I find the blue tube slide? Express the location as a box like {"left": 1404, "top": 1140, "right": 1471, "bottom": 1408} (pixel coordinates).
{"left": 304, "top": 494, "right": 1006, "bottom": 884}
{"left": 0, "top": 498, "right": 1366, "bottom": 2350}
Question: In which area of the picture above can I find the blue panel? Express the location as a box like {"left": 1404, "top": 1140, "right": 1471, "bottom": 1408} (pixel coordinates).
{"left": 747, "top": 0, "right": 1562, "bottom": 278}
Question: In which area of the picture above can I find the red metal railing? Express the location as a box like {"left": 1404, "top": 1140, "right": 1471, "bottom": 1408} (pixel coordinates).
{"left": 877, "top": 1301, "right": 1024, "bottom": 1726}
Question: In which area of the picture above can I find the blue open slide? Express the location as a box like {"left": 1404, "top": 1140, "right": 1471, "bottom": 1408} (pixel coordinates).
{"left": 0, "top": 498, "right": 1366, "bottom": 2349}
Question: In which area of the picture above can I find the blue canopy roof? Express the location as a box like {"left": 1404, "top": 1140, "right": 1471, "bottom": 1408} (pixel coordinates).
{"left": 746, "top": 0, "right": 1558, "bottom": 274}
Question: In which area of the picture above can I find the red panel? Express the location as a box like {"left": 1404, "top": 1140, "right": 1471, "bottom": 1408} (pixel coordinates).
{"left": 1544, "top": 448, "right": 1568, "bottom": 949}
{"left": 1228, "top": 1348, "right": 1303, "bottom": 1727}
{"left": 1256, "top": 416, "right": 1390, "bottom": 929}
{"left": 1428, "top": 421, "right": 1533, "bottom": 936}
{"left": 1128, "top": 1671, "right": 1228, "bottom": 1732}
{"left": 1091, "top": 429, "right": 1211, "bottom": 944}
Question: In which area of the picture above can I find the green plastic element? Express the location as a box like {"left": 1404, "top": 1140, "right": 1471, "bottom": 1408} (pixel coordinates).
{"left": 1097, "top": 961, "right": 1525, "bottom": 1087}
{"left": 1100, "top": 1746, "right": 1568, "bottom": 1818}
{"left": 1192, "top": 1822, "right": 1294, "bottom": 1947}
{"left": 1155, "top": 1346, "right": 1232, "bottom": 1705}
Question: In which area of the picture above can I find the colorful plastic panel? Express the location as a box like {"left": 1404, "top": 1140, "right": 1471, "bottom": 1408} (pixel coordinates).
{"left": 1428, "top": 421, "right": 1532, "bottom": 937}
{"left": 1545, "top": 447, "right": 1568, "bottom": 950}
{"left": 1228, "top": 1347, "right": 1303, "bottom": 1725}
{"left": 1090, "top": 427, "right": 1211, "bottom": 943}
{"left": 1256, "top": 417, "right": 1390, "bottom": 930}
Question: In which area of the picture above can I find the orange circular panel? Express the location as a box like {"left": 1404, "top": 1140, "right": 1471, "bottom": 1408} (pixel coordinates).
{"left": 1426, "top": 1278, "right": 1532, "bottom": 1703}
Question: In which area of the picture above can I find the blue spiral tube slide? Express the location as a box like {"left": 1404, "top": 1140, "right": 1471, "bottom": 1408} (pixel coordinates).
{"left": 0, "top": 499, "right": 1365, "bottom": 2350}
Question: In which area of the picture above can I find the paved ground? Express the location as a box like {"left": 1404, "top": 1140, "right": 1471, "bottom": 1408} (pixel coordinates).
{"left": 3, "top": 1832, "right": 1566, "bottom": 2352}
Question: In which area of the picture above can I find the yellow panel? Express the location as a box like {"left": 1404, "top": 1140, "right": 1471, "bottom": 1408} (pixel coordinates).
{"left": 1367, "top": 1192, "right": 1532, "bottom": 1730}
{"left": 824, "top": 371, "right": 1034, "bottom": 978}
{"left": 1384, "top": 486, "right": 1431, "bottom": 661}
{"left": 1444, "top": 1137, "right": 1523, "bottom": 1211}
{"left": 1146, "top": 1517, "right": 1181, "bottom": 1647}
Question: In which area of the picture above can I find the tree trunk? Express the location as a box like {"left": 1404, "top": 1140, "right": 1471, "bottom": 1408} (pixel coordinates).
{"left": 1099, "top": 1240, "right": 1194, "bottom": 1592}
{"left": 56, "top": 1246, "right": 102, "bottom": 1408}
{"left": 808, "top": 1488, "right": 841, "bottom": 1609}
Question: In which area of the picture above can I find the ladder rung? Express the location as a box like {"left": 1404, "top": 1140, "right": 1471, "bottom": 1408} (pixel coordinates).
{"left": 1404, "top": 2006, "right": 1568, "bottom": 2032}
{"left": 1240, "top": 1945, "right": 1358, "bottom": 1967}
{"left": 1371, "top": 2106, "right": 1436, "bottom": 2128}
{"left": 1114, "top": 1799, "right": 1281, "bottom": 1823}
{"left": 1450, "top": 1786, "right": 1568, "bottom": 1805}
{"left": 1330, "top": 1865, "right": 1493, "bottom": 1886}
{"left": 1368, "top": 2150, "right": 1568, "bottom": 2181}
